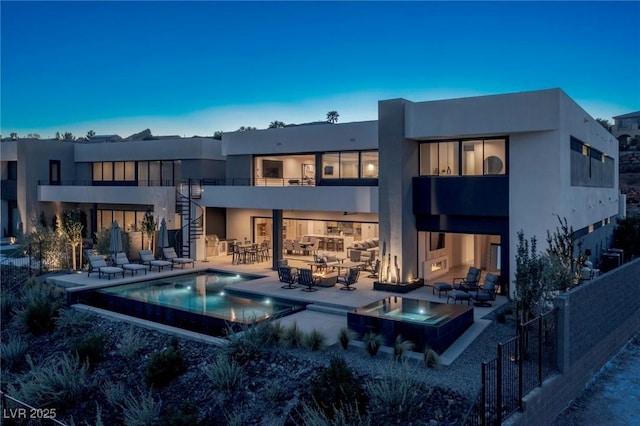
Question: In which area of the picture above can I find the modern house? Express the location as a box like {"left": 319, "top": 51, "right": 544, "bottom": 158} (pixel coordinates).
{"left": 612, "top": 110, "right": 640, "bottom": 147}
{"left": 0, "top": 88, "right": 621, "bottom": 296}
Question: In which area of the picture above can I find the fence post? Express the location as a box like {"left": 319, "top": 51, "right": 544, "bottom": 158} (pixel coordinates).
{"left": 497, "top": 343, "right": 503, "bottom": 425}
{"left": 538, "top": 314, "right": 543, "bottom": 386}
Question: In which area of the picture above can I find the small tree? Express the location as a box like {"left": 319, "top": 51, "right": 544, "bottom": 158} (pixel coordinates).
{"left": 326, "top": 111, "right": 339, "bottom": 124}
{"left": 63, "top": 132, "right": 75, "bottom": 141}
{"left": 213, "top": 131, "right": 223, "bottom": 140}
{"left": 268, "top": 121, "right": 285, "bottom": 129}
{"left": 141, "top": 209, "right": 157, "bottom": 250}
{"left": 60, "top": 209, "right": 84, "bottom": 271}
{"left": 546, "top": 215, "right": 585, "bottom": 286}
{"left": 10, "top": 132, "right": 18, "bottom": 140}
{"left": 86, "top": 130, "right": 95, "bottom": 140}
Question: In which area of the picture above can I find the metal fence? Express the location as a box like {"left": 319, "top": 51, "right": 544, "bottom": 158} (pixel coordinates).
{"left": 0, "top": 391, "right": 68, "bottom": 426}
{"left": 0, "top": 241, "right": 70, "bottom": 291}
{"left": 465, "top": 308, "right": 559, "bottom": 425}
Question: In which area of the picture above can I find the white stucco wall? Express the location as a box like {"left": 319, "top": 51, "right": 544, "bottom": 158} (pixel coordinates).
{"left": 74, "top": 137, "right": 224, "bottom": 162}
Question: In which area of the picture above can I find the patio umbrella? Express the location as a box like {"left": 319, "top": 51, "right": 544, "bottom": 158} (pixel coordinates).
{"left": 109, "top": 221, "right": 123, "bottom": 256}
{"left": 157, "top": 218, "right": 169, "bottom": 252}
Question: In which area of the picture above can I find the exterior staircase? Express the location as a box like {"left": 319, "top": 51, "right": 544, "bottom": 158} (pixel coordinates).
{"left": 176, "top": 179, "right": 204, "bottom": 259}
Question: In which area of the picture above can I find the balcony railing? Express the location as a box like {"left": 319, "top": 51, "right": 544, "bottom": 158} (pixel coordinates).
{"left": 37, "top": 177, "right": 378, "bottom": 187}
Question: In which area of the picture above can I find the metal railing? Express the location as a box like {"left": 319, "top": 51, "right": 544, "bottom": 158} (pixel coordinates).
{"left": 0, "top": 391, "right": 68, "bottom": 426}
{"left": 464, "top": 308, "right": 559, "bottom": 425}
{"left": 0, "top": 241, "right": 70, "bottom": 290}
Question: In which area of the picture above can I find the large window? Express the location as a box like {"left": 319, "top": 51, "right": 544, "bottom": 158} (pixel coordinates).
{"left": 93, "top": 160, "right": 181, "bottom": 186}
{"left": 570, "top": 136, "right": 614, "bottom": 187}
{"left": 420, "top": 138, "right": 506, "bottom": 176}
{"left": 97, "top": 209, "right": 149, "bottom": 232}
{"left": 321, "top": 150, "right": 379, "bottom": 179}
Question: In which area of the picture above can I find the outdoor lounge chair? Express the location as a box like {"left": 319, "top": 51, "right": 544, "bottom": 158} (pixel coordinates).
{"left": 453, "top": 267, "right": 481, "bottom": 292}
{"left": 112, "top": 252, "right": 148, "bottom": 276}
{"left": 139, "top": 250, "right": 173, "bottom": 272}
{"left": 471, "top": 273, "right": 500, "bottom": 307}
{"left": 88, "top": 255, "right": 125, "bottom": 280}
{"left": 278, "top": 264, "right": 299, "bottom": 289}
{"left": 447, "top": 289, "right": 472, "bottom": 305}
{"left": 337, "top": 267, "right": 360, "bottom": 291}
{"left": 162, "top": 247, "right": 195, "bottom": 269}
{"left": 298, "top": 268, "right": 318, "bottom": 292}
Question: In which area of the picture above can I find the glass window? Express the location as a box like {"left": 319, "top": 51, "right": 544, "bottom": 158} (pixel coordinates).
{"left": 419, "top": 143, "right": 438, "bottom": 176}
{"left": 360, "top": 151, "right": 379, "bottom": 178}
{"left": 114, "top": 162, "right": 125, "bottom": 181}
{"left": 93, "top": 162, "right": 103, "bottom": 181}
{"left": 483, "top": 139, "right": 506, "bottom": 175}
{"left": 138, "top": 162, "right": 148, "bottom": 186}
{"left": 162, "top": 161, "right": 173, "bottom": 186}
{"left": 103, "top": 162, "right": 113, "bottom": 181}
{"left": 340, "top": 152, "right": 358, "bottom": 178}
{"left": 322, "top": 153, "right": 339, "bottom": 178}
{"left": 173, "top": 160, "right": 182, "bottom": 184}
{"left": 462, "top": 140, "right": 483, "bottom": 176}
{"left": 439, "top": 142, "right": 459, "bottom": 175}
{"left": 125, "top": 162, "right": 135, "bottom": 181}
{"left": 149, "top": 161, "right": 161, "bottom": 186}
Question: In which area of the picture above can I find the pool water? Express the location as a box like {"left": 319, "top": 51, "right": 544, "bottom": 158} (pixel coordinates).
{"left": 67, "top": 270, "right": 307, "bottom": 335}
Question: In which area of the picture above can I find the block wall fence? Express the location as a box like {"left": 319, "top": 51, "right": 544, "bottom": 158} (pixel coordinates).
{"left": 505, "top": 258, "right": 640, "bottom": 426}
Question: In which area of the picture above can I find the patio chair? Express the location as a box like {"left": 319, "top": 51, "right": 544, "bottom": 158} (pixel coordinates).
{"left": 139, "top": 250, "right": 173, "bottom": 272}
{"left": 452, "top": 267, "right": 481, "bottom": 292}
{"left": 112, "top": 252, "right": 148, "bottom": 276}
{"left": 367, "top": 259, "right": 380, "bottom": 279}
{"left": 284, "top": 239, "right": 295, "bottom": 255}
{"left": 471, "top": 273, "right": 500, "bottom": 307}
{"left": 298, "top": 268, "right": 318, "bottom": 292}
{"left": 88, "top": 255, "right": 124, "bottom": 280}
{"left": 278, "top": 265, "right": 299, "bottom": 289}
{"left": 292, "top": 240, "right": 306, "bottom": 255}
{"left": 337, "top": 267, "right": 360, "bottom": 291}
{"left": 162, "top": 247, "right": 195, "bottom": 269}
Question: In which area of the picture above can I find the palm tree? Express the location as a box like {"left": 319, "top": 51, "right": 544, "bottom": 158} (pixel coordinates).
{"left": 86, "top": 130, "right": 95, "bottom": 139}
{"left": 268, "top": 121, "right": 285, "bottom": 129}
{"left": 326, "top": 111, "right": 339, "bottom": 124}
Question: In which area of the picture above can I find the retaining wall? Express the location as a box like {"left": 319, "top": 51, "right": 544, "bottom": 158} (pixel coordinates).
{"left": 505, "top": 258, "right": 640, "bottom": 426}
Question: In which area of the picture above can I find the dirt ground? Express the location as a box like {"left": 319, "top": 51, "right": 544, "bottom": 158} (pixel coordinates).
{"left": 552, "top": 333, "right": 640, "bottom": 425}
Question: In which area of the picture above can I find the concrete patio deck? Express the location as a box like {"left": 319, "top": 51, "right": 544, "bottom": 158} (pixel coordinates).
{"left": 49, "top": 254, "right": 507, "bottom": 365}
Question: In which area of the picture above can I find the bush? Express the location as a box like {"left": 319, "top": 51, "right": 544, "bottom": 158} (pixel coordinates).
{"left": 304, "top": 329, "right": 327, "bottom": 351}
{"left": 15, "top": 279, "right": 62, "bottom": 335}
{"left": 122, "top": 388, "right": 163, "bottom": 426}
{"left": 365, "top": 363, "right": 428, "bottom": 421}
{"left": 295, "top": 400, "right": 371, "bottom": 426}
{"left": 282, "top": 322, "right": 304, "bottom": 348}
{"left": 202, "top": 355, "right": 245, "bottom": 396}
{"left": 393, "top": 335, "right": 415, "bottom": 361}
{"left": 0, "top": 335, "right": 29, "bottom": 371}
{"left": 55, "top": 308, "right": 93, "bottom": 336}
{"left": 269, "top": 320, "right": 284, "bottom": 344}
{"left": 338, "top": 327, "right": 354, "bottom": 350}
{"left": 307, "top": 355, "right": 368, "bottom": 419}
{"left": 1, "top": 288, "right": 18, "bottom": 317}
{"left": 224, "top": 320, "right": 272, "bottom": 363}
{"left": 144, "top": 341, "right": 186, "bottom": 388}
{"left": 162, "top": 402, "right": 199, "bottom": 426}
{"left": 117, "top": 324, "right": 146, "bottom": 358}
{"left": 101, "top": 380, "right": 126, "bottom": 408}
{"left": 363, "top": 332, "right": 383, "bottom": 357}
{"left": 8, "top": 354, "right": 89, "bottom": 409}
{"left": 72, "top": 333, "right": 107, "bottom": 370}
{"left": 423, "top": 347, "right": 441, "bottom": 369}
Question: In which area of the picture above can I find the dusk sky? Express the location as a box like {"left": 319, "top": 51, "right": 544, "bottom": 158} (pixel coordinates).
{"left": 1, "top": 1, "right": 639, "bottom": 139}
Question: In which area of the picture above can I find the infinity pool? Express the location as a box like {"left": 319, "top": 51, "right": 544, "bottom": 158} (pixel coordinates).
{"left": 67, "top": 270, "right": 306, "bottom": 335}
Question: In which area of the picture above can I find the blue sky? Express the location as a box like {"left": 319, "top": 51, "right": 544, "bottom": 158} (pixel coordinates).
{"left": 2, "top": 1, "right": 639, "bottom": 138}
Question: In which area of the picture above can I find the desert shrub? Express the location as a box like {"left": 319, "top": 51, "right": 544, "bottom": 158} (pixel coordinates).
{"left": 117, "top": 324, "right": 146, "bottom": 358}
{"left": 8, "top": 354, "right": 89, "bottom": 409}
{"left": 362, "top": 332, "right": 383, "bottom": 357}
{"left": 338, "top": 327, "right": 354, "bottom": 350}
{"left": 101, "top": 380, "right": 127, "bottom": 408}
{"left": 144, "top": 341, "right": 186, "bottom": 388}
{"left": 365, "top": 363, "right": 430, "bottom": 422}
{"left": 15, "top": 279, "right": 62, "bottom": 335}
{"left": 224, "top": 320, "right": 273, "bottom": 363}
{"left": 307, "top": 355, "right": 368, "bottom": 420}
{"left": 269, "top": 320, "right": 284, "bottom": 344}
{"left": 55, "top": 308, "right": 93, "bottom": 336}
{"left": 282, "top": 321, "right": 304, "bottom": 348}
{"left": 202, "top": 355, "right": 245, "bottom": 396}
{"left": 304, "top": 329, "right": 327, "bottom": 351}
{"left": 423, "top": 347, "right": 441, "bottom": 369}
{"left": 162, "top": 402, "right": 199, "bottom": 426}
{"left": 393, "top": 335, "right": 415, "bottom": 361}
{"left": 295, "top": 400, "right": 371, "bottom": 426}
{"left": 122, "top": 388, "right": 163, "bottom": 426}
{"left": 1, "top": 288, "right": 18, "bottom": 317}
{"left": 224, "top": 404, "right": 251, "bottom": 426}
{"left": 72, "top": 332, "right": 107, "bottom": 370}
{"left": 0, "top": 335, "right": 29, "bottom": 371}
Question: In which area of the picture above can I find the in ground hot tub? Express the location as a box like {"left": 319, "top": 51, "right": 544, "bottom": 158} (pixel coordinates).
{"left": 347, "top": 296, "right": 473, "bottom": 353}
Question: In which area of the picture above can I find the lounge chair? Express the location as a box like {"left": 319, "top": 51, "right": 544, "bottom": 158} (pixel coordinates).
{"left": 337, "top": 267, "right": 360, "bottom": 291}
{"left": 88, "top": 255, "right": 124, "bottom": 280}
{"left": 471, "top": 273, "right": 500, "bottom": 307}
{"left": 139, "top": 250, "right": 173, "bottom": 272}
{"left": 298, "top": 268, "right": 318, "bottom": 292}
{"left": 162, "top": 247, "right": 195, "bottom": 269}
{"left": 278, "top": 264, "right": 299, "bottom": 289}
{"left": 453, "top": 267, "right": 481, "bottom": 292}
{"left": 112, "top": 252, "right": 148, "bottom": 276}
{"left": 447, "top": 290, "right": 472, "bottom": 305}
